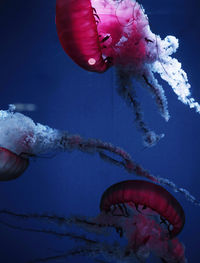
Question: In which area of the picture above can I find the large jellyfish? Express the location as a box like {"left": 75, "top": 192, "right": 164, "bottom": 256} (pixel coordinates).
{"left": 0, "top": 105, "right": 199, "bottom": 205}
{"left": 0, "top": 180, "right": 187, "bottom": 262}
{"left": 56, "top": 0, "right": 200, "bottom": 146}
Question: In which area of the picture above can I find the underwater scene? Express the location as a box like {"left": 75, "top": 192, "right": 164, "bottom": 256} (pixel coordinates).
{"left": 0, "top": 0, "right": 200, "bottom": 262}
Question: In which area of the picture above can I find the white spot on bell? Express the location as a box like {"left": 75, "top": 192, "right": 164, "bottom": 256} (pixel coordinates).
{"left": 88, "top": 58, "right": 96, "bottom": 65}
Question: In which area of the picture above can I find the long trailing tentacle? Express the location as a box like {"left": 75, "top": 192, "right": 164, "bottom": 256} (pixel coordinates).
{"left": 98, "top": 151, "right": 200, "bottom": 206}
{"left": 126, "top": 84, "right": 164, "bottom": 147}
{"left": 0, "top": 207, "right": 187, "bottom": 263}
{"left": 28, "top": 247, "right": 112, "bottom": 263}
{"left": 0, "top": 217, "right": 98, "bottom": 244}
{"left": 142, "top": 69, "right": 169, "bottom": 121}
{"left": 60, "top": 133, "right": 132, "bottom": 161}
{"left": 28, "top": 248, "right": 100, "bottom": 263}
{"left": 59, "top": 133, "right": 200, "bottom": 205}
{"left": 116, "top": 68, "right": 163, "bottom": 147}
{"left": 59, "top": 133, "right": 160, "bottom": 183}
{"left": 0, "top": 209, "right": 122, "bottom": 237}
{"left": 0, "top": 215, "right": 135, "bottom": 263}
{"left": 28, "top": 245, "right": 133, "bottom": 263}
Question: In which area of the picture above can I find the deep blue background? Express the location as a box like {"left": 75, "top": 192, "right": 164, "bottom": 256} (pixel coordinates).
{"left": 0, "top": 0, "right": 200, "bottom": 262}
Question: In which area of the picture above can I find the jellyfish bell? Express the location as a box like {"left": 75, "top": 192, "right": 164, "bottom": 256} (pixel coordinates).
{"left": 56, "top": 0, "right": 110, "bottom": 73}
{"left": 0, "top": 147, "right": 29, "bottom": 181}
{"left": 100, "top": 180, "right": 185, "bottom": 238}
{"left": 56, "top": 0, "right": 200, "bottom": 147}
{"left": 56, "top": 0, "right": 147, "bottom": 72}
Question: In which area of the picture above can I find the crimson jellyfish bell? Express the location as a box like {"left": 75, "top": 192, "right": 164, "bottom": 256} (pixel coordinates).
{"left": 0, "top": 147, "right": 29, "bottom": 181}
{"left": 56, "top": 0, "right": 110, "bottom": 73}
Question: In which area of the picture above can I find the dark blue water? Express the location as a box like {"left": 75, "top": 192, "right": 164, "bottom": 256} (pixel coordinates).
{"left": 0, "top": 0, "right": 200, "bottom": 262}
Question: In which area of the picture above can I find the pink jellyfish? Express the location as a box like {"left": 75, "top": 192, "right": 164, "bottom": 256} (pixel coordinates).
{"left": 56, "top": 0, "right": 200, "bottom": 146}
{"left": 82, "top": 180, "right": 187, "bottom": 262}
{"left": 0, "top": 180, "right": 187, "bottom": 262}
{"left": 0, "top": 105, "right": 136, "bottom": 181}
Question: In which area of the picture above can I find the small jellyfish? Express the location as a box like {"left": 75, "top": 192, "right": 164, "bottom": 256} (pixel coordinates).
{"left": 93, "top": 180, "right": 187, "bottom": 262}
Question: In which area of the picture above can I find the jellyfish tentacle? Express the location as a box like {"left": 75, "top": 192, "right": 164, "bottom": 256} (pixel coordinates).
{"left": 126, "top": 89, "right": 164, "bottom": 147}
{"left": 116, "top": 68, "right": 163, "bottom": 147}
{"left": 97, "top": 149, "right": 158, "bottom": 183}
{"left": 0, "top": 212, "right": 136, "bottom": 262}
{"left": 29, "top": 247, "right": 101, "bottom": 263}
{"left": 111, "top": 203, "right": 129, "bottom": 217}
{"left": 59, "top": 134, "right": 133, "bottom": 162}
{"left": 98, "top": 151, "right": 125, "bottom": 168}
{"left": 135, "top": 203, "right": 142, "bottom": 213}
{"left": 111, "top": 205, "right": 118, "bottom": 216}
{"left": 117, "top": 203, "right": 128, "bottom": 217}
{"left": 0, "top": 209, "right": 69, "bottom": 225}
{"left": 0, "top": 209, "right": 124, "bottom": 241}
{"left": 29, "top": 244, "right": 137, "bottom": 263}
{"left": 142, "top": 71, "right": 169, "bottom": 121}
{"left": 122, "top": 203, "right": 129, "bottom": 217}
{"left": 0, "top": 218, "right": 98, "bottom": 244}
{"left": 94, "top": 146, "right": 200, "bottom": 207}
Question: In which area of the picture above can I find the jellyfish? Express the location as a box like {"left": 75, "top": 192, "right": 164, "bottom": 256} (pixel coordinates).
{"left": 56, "top": 0, "right": 200, "bottom": 146}
{"left": 0, "top": 105, "right": 199, "bottom": 206}
{"left": 76, "top": 180, "right": 187, "bottom": 262}
{"left": 0, "top": 180, "right": 187, "bottom": 262}
{"left": 0, "top": 104, "right": 135, "bottom": 181}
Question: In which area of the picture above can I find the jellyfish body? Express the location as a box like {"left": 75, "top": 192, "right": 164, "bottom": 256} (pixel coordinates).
{"left": 56, "top": 0, "right": 200, "bottom": 146}
{"left": 0, "top": 180, "right": 187, "bottom": 263}
{"left": 0, "top": 147, "right": 29, "bottom": 181}
{"left": 97, "top": 180, "right": 187, "bottom": 262}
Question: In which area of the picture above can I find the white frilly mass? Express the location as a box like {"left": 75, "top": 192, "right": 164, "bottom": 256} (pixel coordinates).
{"left": 94, "top": 0, "right": 200, "bottom": 147}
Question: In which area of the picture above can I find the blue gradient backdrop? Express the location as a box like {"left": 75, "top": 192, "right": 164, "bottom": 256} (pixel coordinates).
{"left": 0, "top": 0, "right": 200, "bottom": 262}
